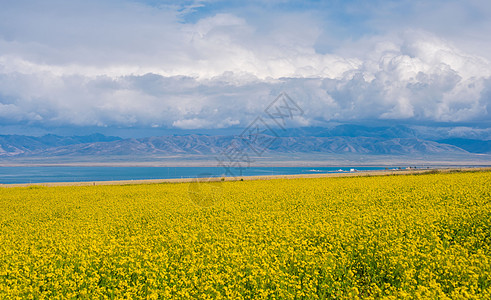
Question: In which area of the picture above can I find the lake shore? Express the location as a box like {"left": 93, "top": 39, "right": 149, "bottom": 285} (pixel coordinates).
{"left": 1, "top": 167, "right": 489, "bottom": 188}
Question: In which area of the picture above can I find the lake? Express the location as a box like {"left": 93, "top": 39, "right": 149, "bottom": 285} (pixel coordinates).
{"left": 0, "top": 166, "right": 392, "bottom": 184}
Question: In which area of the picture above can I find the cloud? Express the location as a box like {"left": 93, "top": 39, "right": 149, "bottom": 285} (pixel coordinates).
{"left": 0, "top": 0, "right": 490, "bottom": 132}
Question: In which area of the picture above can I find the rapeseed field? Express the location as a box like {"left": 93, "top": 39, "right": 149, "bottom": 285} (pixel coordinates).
{"left": 0, "top": 171, "right": 490, "bottom": 299}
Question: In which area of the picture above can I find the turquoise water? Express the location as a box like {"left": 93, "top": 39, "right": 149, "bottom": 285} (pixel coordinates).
{"left": 0, "top": 166, "right": 391, "bottom": 184}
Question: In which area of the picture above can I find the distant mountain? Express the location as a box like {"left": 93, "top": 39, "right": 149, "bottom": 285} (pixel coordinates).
{"left": 267, "top": 137, "right": 465, "bottom": 154}
{"left": 2, "top": 125, "right": 490, "bottom": 158}
{"left": 0, "top": 132, "right": 471, "bottom": 158}
{"left": 437, "top": 138, "right": 491, "bottom": 154}
{"left": 0, "top": 133, "right": 121, "bottom": 156}
{"left": 277, "top": 125, "right": 417, "bottom": 138}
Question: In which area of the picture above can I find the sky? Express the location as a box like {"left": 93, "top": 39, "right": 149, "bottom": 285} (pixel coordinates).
{"left": 0, "top": 0, "right": 490, "bottom": 137}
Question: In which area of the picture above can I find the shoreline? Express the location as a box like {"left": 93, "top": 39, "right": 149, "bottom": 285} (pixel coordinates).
{"left": 1, "top": 160, "right": 490, "bottom": 168}
{"left": 2, "top": 153, "right": 490, "bottom": 168}
{"left": 1, "top": 167, "right": 489, "bottom": 188}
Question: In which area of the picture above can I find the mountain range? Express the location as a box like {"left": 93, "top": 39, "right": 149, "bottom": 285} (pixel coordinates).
{"left": 1, "top": 125, "right": 490, "bottom": 158}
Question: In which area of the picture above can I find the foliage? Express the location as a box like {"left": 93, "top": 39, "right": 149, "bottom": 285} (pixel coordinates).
{"left": 0, "top": 172, "right": 490, "bottom": 299}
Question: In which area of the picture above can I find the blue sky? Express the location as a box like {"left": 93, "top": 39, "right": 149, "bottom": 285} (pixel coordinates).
{"left": 0, "top": 0, "right": 490, "bottom": 137}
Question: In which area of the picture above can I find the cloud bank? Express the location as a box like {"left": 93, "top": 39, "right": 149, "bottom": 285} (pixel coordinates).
{"left": 0, "top": 0, "right": 490, "bottom": 131}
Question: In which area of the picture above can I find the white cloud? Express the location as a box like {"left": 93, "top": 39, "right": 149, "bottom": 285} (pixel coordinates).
{"left": 0, "top": 0, "right": 490, "bottom": 131}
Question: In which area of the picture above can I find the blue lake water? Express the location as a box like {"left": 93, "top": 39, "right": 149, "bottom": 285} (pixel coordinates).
{"left": 0, "top": 166, "right": 391, "bottom": 184}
